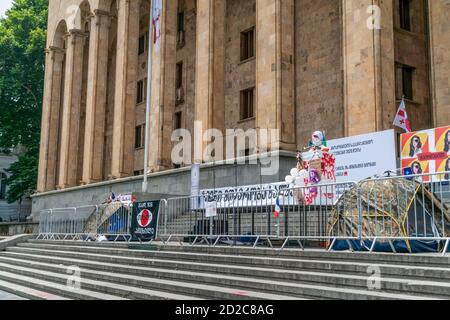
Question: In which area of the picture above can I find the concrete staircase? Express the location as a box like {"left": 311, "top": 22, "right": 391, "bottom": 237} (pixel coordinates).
{"left": 0, "top": 239, "right": 449, "bottom": 300}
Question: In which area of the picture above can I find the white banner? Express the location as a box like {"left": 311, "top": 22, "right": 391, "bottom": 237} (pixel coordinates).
{"left": 329, "top": 129, "right": 397, "bottom": 183}
{"left": 200, "top": 182, "right": 336, "bottom": 209}
{"left": 200, "top": 130, "right": 397, "bottom": 208}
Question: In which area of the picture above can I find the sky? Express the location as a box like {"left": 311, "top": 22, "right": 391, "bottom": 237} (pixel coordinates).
{"left": 0, "top": 0, "right": 14, "bottom": 18}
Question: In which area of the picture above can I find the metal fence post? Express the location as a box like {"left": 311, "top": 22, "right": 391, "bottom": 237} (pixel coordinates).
{"left": 357, "top": 185, "right": 363, "bottom": 244}
{"left": 95, "top": 205, "right": 99, "bottom": 235}
{"left": 164, "top": 199, "right": 168, "bottom": 237}
{"left": 50, "top": 209, "right": 53, "bottom": 234}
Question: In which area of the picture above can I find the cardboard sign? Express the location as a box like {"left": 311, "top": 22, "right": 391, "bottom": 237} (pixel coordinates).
{"left": 205, "top": 201, "right": 218, "bottom": 218}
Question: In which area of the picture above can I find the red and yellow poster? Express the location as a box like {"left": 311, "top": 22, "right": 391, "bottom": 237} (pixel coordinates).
{"left": 401, "top": 125, "right": 450, "bottom": 182}
{"left": 435, "top": 127, "right": 450, "bottom": 155}
{"left": 436, "top": 156, "right": 450, "bottom": 181}
{"left": 401, "top": 132, "right": 430, "bottom": 159}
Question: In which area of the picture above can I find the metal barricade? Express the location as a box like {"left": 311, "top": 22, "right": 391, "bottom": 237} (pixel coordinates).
{"left": 36, "top": 172, "right": 450, "bottom": 253}
{"left": 354, "top": 172, "right": 450, "bottom": 254}
{"left": 96, "top": 204, "right": 132, "bottom": 241}
{"left": 37, "top": 204, "right": 133, "bottom": 242}
{"left": 37, "top": 206, "right": 95, "bottom": 240}
{"left": 158, "top": 182, "right": 357, "bottom": 247}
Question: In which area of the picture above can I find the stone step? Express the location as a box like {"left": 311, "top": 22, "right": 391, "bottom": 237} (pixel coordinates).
{"left": 0, "top": 262, "right": 204, "bottom": 300}
{"left": 0, "top": 279, "right": 67, "bottom": 300}
{"left": 28, "top": 239, "right": 450, "bottom": 267}
{"left": 0, "top": 251, "right": 447, "bottom": 299}
{"left": 141, "top": 243, "right": 450, "bottom": 267}
{"left": 0, "top": 260, "right": 300, "bottom": 301}
{"left": 0, "top": 269, "right": 125, "bottom": 300}
{"left": 12, "top": 244, "right": 450, "bottom": 282}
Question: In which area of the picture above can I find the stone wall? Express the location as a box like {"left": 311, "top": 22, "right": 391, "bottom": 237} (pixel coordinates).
{"left": 31, "top": 151, "right": 296, "bottom": 214}
{"left": 0, "top": 223, "right": 38, "bottom": 237}
{"left": 175, "top": 0, "right": 197, "bottom": 161}
{"left": 295, "top": 0, "right": 344, "bottom": 147}
{"left": 428, "top": 0, "right": 450, "bottom": 127}
{"left": 394, "top": 0, "right": 432, "bottom": 131}
{"left": 224, "top": 0, "right": 256, "bottom": 132}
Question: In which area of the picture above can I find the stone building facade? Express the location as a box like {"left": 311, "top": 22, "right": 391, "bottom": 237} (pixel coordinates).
{"left": 34, "top": 0, "right": 450, "bottom": 211}
{"left": 0, "top": 153, "right": 32, "bottom": 221}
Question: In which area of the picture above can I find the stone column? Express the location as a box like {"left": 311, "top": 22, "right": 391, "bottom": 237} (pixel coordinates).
{"left": 194, "top": 0, "right": 226, "bottom": 163}
{"left": 57, "top": 30, "right": 87, "bottom": 189}
{"left": 37, "top": 47, "right": 65, "bottom": 192}
{"left": 147, "top": 0, "right": 178, "bottom": 172}
{"left": 256, "top": 0, "right": 296, "bottom": 152}
{"left": 342, "top": 0, "right": 395, "bottom": 136}
{"left": 82, "top": 10, "right": 111, "bottom": 184}
{"left": 428, "top": 1, "right": 450, "bottom": 127}
{"left": 111, "top": 0, "right": 139, "bottom": 179}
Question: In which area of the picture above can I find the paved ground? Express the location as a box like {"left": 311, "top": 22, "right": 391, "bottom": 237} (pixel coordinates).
{"left": 0, "top": 289, "right": 26, "bottom": 300}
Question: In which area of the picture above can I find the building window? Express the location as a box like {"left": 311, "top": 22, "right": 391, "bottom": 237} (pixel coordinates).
{"left": 135, "top": 124, "right": 145, "bottom": 149}
{"left": 174, "top": 112, "right": 182, "bottom": 130}
{"left": 177, "top": 11, "right": 185, "bottom": 46}
{"left": 175, "top": 62, "right": 184, "bottom": 104}
{"left": 396, "top": 64, "right": 415, "bottom": 100}
{"left": 240, "top": 87, "right": 255, "bottom": 120}
{"left": 176, "top": 61, "right": 183, "bottom": 89}
{"left": 0, "top": 173, "right": 6, "bottom": 200}
{"left": 178, "top": 11, "right": 185, "bottom": 33}
{"left": 240, "top": 27, "right": 255, "bottom": 61}
{"left": 136, "top": 79, "right": 147, "bottom": 105}
{"left": 176, "top": 62, "right": 183, "bottom": 89}
{"left": 138, "top": 34, "right": 146, "bottom": 55}
{"left": 399, "top": 0, "right": 411, "bottom": 31}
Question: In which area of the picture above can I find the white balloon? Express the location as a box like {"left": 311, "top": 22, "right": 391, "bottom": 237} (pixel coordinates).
{"left": 285, "top": 175, "right": 294, "bottom": 184}
{"left": 295, "top": 176, "right": 306, "bottom": 187}
{"left": 290, "top": 168, "right": 299, "bottom": 177}
{"left": 298, "top": 169, "right": 309, "bottom": 178}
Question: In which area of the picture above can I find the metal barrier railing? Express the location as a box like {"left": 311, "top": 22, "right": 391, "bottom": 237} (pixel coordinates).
{"left": 158, "top": 182, "right": 358, "bottom": 248}
{"left": 37, "top": 204, "right": 133, "bottom": 241}
{"left": 347, "top": 172, "right": 450, "bottom": 253}
{"left": 36, "top": 172, "right": 450, "bottom": 254}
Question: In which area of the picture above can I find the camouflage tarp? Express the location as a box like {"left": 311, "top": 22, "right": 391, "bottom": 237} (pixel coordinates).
{"left": 329, "top": 177, "right": 450, "bottom": 249}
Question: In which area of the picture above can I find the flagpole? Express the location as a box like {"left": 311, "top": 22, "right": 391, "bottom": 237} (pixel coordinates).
{"left": 143, "top": 0, "right": 155, "bottom": 193}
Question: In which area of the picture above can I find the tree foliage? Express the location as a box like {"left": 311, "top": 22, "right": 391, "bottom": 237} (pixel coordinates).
{"left": 0, "top": 0, "right": 48, "bottom": 203}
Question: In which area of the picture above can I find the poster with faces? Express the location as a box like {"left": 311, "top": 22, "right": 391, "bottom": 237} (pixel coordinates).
{"left": 401, "top": 126, "right": 450, "bottom": 182}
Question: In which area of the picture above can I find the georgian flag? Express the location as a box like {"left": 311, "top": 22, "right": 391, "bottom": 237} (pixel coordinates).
{"left": 152, "top": 0, "right": 162, "bottom": 51}
{"left": 393, "top": 99, "right": 412, "bottom": 133}
{"left": 274, "top": 197, "right": 281, "bottom": 218}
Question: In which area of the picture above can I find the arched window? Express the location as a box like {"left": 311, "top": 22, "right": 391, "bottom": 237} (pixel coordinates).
{"left": 0, "top": 172, "right": 7, "bottom": 200}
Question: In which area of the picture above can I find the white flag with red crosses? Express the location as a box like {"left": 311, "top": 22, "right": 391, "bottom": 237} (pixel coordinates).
{"left": 393, "top": 99, "right": 412, "bottom": 133}
{"left": 152, "top": 0, "right": 162, "bottom": 51}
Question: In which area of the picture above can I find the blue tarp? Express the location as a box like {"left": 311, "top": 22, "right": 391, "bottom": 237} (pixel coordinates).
{"left": 331, "top": 239, "right": 443, "bottom": 253}
{"left": 105, "top": 213, "right": 126, "bottom": 233}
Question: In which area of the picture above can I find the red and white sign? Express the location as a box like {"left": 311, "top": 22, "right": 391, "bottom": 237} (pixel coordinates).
{"left": 137, "top": 209, "right": 153, "bottom": 228}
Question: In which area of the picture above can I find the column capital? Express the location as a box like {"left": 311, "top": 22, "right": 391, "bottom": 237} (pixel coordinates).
{"left": 65, "top": 29, "right": 88, "bottom": 48}
{"left": 47, "top": 46, "right": 65, "bottom": 54}
{"left": 92, "top": 9, "right": 112, "bottom": 28}
{"left": 46, "top": 46, "right": 66, "bottom": 62}
{"left": 67, "top": 28, "right": 88, "bottom": 38}
{"left": 93, "top": 9, "right": 111, "bottom": 17}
